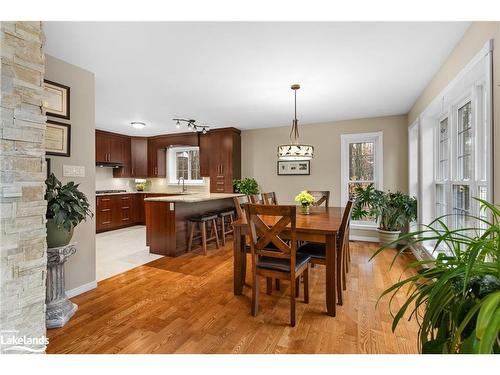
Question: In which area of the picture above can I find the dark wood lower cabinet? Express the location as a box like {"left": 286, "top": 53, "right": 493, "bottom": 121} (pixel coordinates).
{"left": 96, "top": 194, "right": 138, "bottom": 233}
{"left": 96, "top": 193, "right": 178, "bottom": 233}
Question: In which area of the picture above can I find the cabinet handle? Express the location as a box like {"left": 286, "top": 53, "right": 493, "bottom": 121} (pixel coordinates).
{"left": 131, "top": 167, "right": 134, "bottom": 176}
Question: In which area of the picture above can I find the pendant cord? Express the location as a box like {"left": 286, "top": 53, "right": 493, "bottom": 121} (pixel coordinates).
{"left": 289, "top": 88, "right": 299, "bottom": 145}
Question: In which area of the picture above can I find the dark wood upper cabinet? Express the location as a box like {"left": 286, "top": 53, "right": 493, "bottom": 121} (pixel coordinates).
{"left": 199, "top": 128, "right": 241, "bottom": 193}
{"left": 96, "top": 128, "right": 240, "bottom": 186}
{"left": 96, "top": 130, "right": 128, "bottom": 165}
{"left": 147, "top": 133, "right": 197, "bottom": 178}
{"left": 95, "top": 131, "right": 109, "bottom": 163}
{"left": 131, "top": 137, "right": 148, "bottom": 178}
{"left": 147, "top": 138, "right": 166, "bottom": 178}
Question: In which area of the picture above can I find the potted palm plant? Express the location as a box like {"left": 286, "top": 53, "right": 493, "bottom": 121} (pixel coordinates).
{"left": 45, "top": 173, "right": 93, "bottom": 248}
{"left": 352, "top": 183, "right": 417, "bottom": 248}
{"left": 372, "top": 198, "right": 500, "bottom": 353}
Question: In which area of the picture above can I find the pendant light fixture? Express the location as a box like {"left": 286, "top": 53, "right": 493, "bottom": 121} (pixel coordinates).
{"left": 277, "top": 84, "right": 314, "bottom": 160}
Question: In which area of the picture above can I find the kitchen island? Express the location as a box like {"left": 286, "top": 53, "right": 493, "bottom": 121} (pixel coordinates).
{"left": 144, "top": 193, "right": 243, "bottom": 256}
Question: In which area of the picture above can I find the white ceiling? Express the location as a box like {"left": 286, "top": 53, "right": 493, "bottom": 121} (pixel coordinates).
{"left": 43, "top": 22, "right": 470, "bottom": 136}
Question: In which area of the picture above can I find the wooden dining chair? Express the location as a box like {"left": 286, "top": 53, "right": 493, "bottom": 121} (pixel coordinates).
{"left": 249, "top": 193, "right": 264, "bottom": 204}
{"left": 262, "top": 192, "right": 278, "bottom": 205}
{"left": 297, "top": 200, "right": 354, "bottom": 306}
{"left": 233, "top": 195, "right": 250, "bottom": 219}
{"left": 246, "top": 204, "right": 311, "bottom": 327}
{"left": 307, "top": 190, "right": 330, "bottom": 207}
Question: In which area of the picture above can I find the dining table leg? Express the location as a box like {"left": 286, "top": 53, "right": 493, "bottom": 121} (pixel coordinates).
{"left": 233, "top": 225, "right": 246, "bottom": 295}
{"left": 325, "top": 233, "right": 337, "bottom": 317}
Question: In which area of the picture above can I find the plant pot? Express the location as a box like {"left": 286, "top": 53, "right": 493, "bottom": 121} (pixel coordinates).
{"left": 46, "top": 219, "right": 74, "bottom": 248}
{"left": 377, "top": 229, "right": 401, "bottom": 249}
{"left": 301, "top": 204, "right": 311, "bottom": 215}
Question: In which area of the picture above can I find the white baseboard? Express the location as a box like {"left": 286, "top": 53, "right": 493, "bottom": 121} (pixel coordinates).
{"left": 66, "top": 280, "right": 97, "bottom": 298}
{"left": 349, "top": 234, "right": 378, "bottom": 242}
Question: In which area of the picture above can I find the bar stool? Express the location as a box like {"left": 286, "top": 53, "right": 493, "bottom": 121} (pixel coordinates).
{"left": 218, "top": 209, "right": 235, "bottom": 246}
{"left": 187, "top": 212, "right": 220, "bottom": 255}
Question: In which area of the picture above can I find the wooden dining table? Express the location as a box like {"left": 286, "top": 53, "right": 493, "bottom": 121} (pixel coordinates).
{"left": 232, "top": 205, "right": 345, "bottom": 317}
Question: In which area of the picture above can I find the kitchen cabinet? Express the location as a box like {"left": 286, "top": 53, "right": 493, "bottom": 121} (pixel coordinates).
{"left": 147, "top": 138, "right": 166, "bottom": 178}
{"left": 96, "top": 195, "right": 113, "bottom": 231}
{"left": 96, "top": 193, "right": 174, "bottom": 232}
{"left": 112, "top": 137, "right": 131, "bottom": 178}
{"left": 131, "top": 137, "right": 148, "bottom": 177}
{"left": 147, "top": 133, "right": 197, "bottom": 178}
{"left": 199, "top": 128, "right": 241, "bottom": 193}
{"left": 96, "top": 130, "right": 128, "bottom": 164}
{"left": 113, "top": 136, "right": 147, "bottom": 178}
{"left": 96, "top": 194, "right": 136, "bottom": 232}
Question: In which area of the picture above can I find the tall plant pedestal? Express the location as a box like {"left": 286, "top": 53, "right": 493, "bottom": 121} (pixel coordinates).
{"left": 46, "top": 243, "right": 78, "bottom": 329}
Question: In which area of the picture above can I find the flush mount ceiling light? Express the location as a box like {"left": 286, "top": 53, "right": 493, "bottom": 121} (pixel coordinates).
{"left": 277, "top": 84, "right": 314, "bottom": 160}
{"left": 172, "top": 118, "right": 210, "bottom": 134}
{"left": 130, "top": 121, "right": 146, "bottom": 129}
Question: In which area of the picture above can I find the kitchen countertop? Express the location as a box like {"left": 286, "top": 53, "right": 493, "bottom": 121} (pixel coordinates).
{"left": 144, "top": 193, "right": 244, "bottom": 203}
{"left": 95, "top": 191, "right": 190, "bottom": 197}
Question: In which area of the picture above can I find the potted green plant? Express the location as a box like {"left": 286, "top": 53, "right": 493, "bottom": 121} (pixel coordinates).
{"left": 372, "top": 198, "right": 500, "bottom": 353}
{"left": 352, "top": 183, "right": 417, "bottom": 248}
{"left": 45, "top": 173, "right": 93, "bottom": 248}
{"left": 233, "top": 178, "right": 259, "bottom": 195}
{"left": 294, "top": 190, "right": 315, "bottom": 215}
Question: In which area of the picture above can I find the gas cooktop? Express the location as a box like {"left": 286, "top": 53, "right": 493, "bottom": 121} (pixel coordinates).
{"left": 96, "top": 189, "right": 127, "bottom": 194}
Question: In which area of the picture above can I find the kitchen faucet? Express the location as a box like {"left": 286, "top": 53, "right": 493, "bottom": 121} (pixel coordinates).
{"left": 178, "top": 176, "right": 187, "bottom": 193}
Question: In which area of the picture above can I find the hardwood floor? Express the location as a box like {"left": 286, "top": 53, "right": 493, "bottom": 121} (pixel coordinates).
{"left": 47, "top": 240, "right": 419, "bottom": 354}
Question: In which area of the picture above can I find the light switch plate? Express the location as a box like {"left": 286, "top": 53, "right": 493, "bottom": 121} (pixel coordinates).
{"left": 63, "top": 165, "right": 85, "bottom": 178}
{"left": 169, "top": 203, "right": 175, "bottom": 211}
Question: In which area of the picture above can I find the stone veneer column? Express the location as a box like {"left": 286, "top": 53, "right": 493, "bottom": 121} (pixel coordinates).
{"left": 0, "top": 22, "right": 47, "bottom": 353}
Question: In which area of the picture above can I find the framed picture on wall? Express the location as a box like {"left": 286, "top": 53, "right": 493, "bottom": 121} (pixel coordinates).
{"left": 45, "top": 158, "right": 51, "bottom": 179}
{"left": 45, "top": 120, "right": 71, "bottom": 157}
{"left": 43, "top": 80, "right": 70, "bottom": 120}
{"left": 277, "top": 160, "right": 310, "bottom": 176}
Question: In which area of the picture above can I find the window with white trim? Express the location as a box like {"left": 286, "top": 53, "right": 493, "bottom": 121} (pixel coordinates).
{"left": 433, "top": 86, "right": 489, "bottom": 229}
{"left": 341, "top": 132, "right": 383, "bottom": 226}
{"left": 408, "top": 121, "right": 419, "bottom": 230}
{"left": 167, "top": 146, "right": 203, "bottom": 184}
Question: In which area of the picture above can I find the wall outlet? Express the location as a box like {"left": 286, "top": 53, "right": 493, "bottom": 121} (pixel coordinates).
{"left": 63, "top": 165, "right": 85, "bottom": 178}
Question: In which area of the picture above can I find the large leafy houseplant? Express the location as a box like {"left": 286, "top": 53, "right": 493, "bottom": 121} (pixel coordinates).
{"left": 372, "top": 198, "right": 500, "bottom": 353}
{"left": 45, "top": 173, "right": 93, "bottom": 248}
{"left": 233, "top": 178, "right": 259, "bottom": 195}
{"left": 352, "top": 183, "right": 417, "bottom": 247}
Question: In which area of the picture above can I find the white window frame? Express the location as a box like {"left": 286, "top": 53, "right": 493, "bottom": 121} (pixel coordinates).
{"left": 340, "top": 132, "right": 383, "bottom": 229}
{"left": 167, "top": 146, "right": 203, "bottom": 185}
{"left": 412, "top": 39, "right": 493, "bottom": 258}
{"left": 433, "top": 85, "right": 488, "bottom": 228}
{"left": 408, "top": 120, "right": 419, "bottom": 230}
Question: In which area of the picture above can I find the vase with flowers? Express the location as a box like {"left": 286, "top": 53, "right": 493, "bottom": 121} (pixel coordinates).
{"left": 294, "top": 190, "right": 315, "bottom": 215}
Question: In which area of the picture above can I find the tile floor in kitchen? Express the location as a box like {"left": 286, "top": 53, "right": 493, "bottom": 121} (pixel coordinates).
{"left": 96, "top": 225, "right": 163, "bottom": 281}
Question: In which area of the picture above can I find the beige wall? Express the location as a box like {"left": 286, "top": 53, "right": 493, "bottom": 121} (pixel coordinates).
{"left": 45, "top": 54, "right": 96, "bottom": 292}
{"left": 241, "top": 115, "right": 409, "bottom": 207}
{"left": 408, "top": 22, "right": 500, "bottom": 203}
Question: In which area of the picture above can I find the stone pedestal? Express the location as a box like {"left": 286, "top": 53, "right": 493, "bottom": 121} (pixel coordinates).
{"left": 46, "top": 244, "right": 78, "bottom": 329}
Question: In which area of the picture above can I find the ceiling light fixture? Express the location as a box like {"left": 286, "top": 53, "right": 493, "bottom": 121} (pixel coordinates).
{"left": 277, "top": 84, "right": 314, "bottom": 160}
{"left": 172, "top": 118, "right": 210, "bottom": 133}
{"left": 131, "top": 121, "right": 146, "bottom": 129}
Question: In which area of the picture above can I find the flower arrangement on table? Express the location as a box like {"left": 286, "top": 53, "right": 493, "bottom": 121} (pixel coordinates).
{"left": 294, "top": 190, "right": 315, "bottom": 215}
